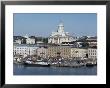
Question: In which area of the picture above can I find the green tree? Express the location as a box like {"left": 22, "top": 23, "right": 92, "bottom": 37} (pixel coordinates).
{"left": 80, "top": 42, "right": 89, "bottom": 47}
{"left": 43, "top": 38, "right": 48, "bottom": 43}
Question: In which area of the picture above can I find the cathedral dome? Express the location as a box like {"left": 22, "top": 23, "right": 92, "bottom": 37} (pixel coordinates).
{"left": 48, "top": 21, "right": 76, "bottom": 44}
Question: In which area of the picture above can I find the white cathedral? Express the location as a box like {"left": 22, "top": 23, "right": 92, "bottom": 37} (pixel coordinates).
{"left": 48, "top": 22, "right": 76, "bottom": 44}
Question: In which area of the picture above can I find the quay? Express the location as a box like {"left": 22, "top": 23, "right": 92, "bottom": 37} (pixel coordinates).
{"left": 13, "top": 56, "right": 97, "bottom": 67}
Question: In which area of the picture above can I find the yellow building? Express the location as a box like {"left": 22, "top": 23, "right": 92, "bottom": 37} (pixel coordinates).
{"left": 47, "top": 46, "right": 71, "bottom": 58}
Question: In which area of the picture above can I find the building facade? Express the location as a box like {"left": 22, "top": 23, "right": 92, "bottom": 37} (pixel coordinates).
{"left": 48, "top": 22, "right": 76, "bottom": 44}
{"left": 37, "top": 47, "right": 48, "bottom": 58}
{"left": 47, "top": 46, "right": 71, "bottom": 58}
{"left": 13, "top": 44, "right": 38, "bottom": 57}
{"left": 71, "top": 48, "right": 88, "bottom": 58}
{"left": 88, "top": 48, "right": 97, "bottom": 59}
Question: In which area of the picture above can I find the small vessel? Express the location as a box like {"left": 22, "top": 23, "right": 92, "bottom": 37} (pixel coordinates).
{"left": 86, "top": 63, "right": 94, "bottom": 67}
{"left": 23, "top": 60, "right": 50, "bottom": 67}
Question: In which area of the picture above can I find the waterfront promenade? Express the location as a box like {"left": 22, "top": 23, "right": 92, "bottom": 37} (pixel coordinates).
{"left": 14, "top": 56, "right": 97, "bottom": 67}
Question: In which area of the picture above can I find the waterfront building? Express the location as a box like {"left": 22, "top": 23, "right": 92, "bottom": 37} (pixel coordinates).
{"left": 47, "top": 46, "right": 71, "bottom": 58}
{"left": 48, "top": 22, "right": 76, "bottom": 45}
{"left": 88, "top": 47, "right": 97, "bottom": 59}
{"left": 71, "top": 48, "right": 88, "bottom": 58}
{"left": 37, "top": 47, "right": 48, "bottom": 58}
{"left": 13, "top": 44, "right": 39, "bottom": 57}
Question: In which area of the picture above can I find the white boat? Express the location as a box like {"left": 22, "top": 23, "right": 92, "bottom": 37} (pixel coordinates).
{"left": 23, "top": 61, "right": 50, "bottom": 67}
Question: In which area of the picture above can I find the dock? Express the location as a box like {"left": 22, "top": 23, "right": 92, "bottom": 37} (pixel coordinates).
{"left": 13, "top": 56, "right": 97, "bottom": 67}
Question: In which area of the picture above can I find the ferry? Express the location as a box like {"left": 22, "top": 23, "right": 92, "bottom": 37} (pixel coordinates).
{"left": 23, "top": 60, "right": 50, "bottom": 67}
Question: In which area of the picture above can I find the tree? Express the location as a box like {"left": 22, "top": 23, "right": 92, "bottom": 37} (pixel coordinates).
{"left": 43, "top": 38, "right": 48, "bottom": 43}
{"left": 80, "top": 42, "right": 89, "bottom": 47}
{"left": 36, "top": 37, "right": 42, "bottom": 41}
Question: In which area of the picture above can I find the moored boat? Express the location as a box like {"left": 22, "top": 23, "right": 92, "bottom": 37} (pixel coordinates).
{"left": 86, "top": 63, "right": 94, "bottom": 67}
{"left": 23, "top": 60, "right": 50, "bottom": 67}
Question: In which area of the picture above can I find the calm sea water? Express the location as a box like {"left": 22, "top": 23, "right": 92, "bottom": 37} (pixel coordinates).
{"left": 13, "top": 64, "right": 97, "bottom": 75}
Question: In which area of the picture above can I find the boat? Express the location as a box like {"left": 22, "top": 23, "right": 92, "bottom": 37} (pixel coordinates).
{"left": 86, "top": 63, "right": 94, "bottom": 67}
{"left": 23, "top": 60, "right": 50, "bottom": 67}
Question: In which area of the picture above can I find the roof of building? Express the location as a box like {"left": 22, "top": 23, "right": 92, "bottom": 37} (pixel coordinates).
{"left": 88, "top": 46, "right": 97, "bottom": 49}
{"left": 62, "top": 41, "right": 77, "bottom": 44}
{"left": 87, "top": 36, "right": 97, "bottom": 39}
{"left": 14, "top": 44, "right": 39, "bottom": 47}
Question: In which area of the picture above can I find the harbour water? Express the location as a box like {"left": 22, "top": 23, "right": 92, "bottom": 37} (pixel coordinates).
{"left": 13, "top": 64, "right": 97, "bottom": 75}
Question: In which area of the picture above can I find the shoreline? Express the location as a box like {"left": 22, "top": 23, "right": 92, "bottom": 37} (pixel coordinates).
{"left": 14, "top": 62, "right": 96, "bottom": 68}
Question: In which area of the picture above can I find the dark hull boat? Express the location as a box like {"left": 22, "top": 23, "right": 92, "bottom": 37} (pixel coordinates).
{"left": 86, "top": 63, "right": 94, "bottom": 67}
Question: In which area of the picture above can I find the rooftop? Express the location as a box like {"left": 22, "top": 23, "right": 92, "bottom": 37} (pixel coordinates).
{"left": 14, "top": 44, "right": 39, "bottom": 47}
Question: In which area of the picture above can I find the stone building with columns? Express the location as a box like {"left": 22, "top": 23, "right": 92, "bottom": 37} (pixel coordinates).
{"left": 48, "top": 22, "right": 76, "bottom": 45}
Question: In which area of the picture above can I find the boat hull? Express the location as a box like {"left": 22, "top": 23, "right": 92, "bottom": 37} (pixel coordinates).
{"left": 86, "top": 63, "right": 94, "bottom": 67}
{"left": 23, "top": 63, "right": 50, "bottom": 67}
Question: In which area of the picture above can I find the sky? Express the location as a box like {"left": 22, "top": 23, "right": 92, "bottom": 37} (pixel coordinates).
{"left": 14, "top": 13, "right": 97, "bottom": 37}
